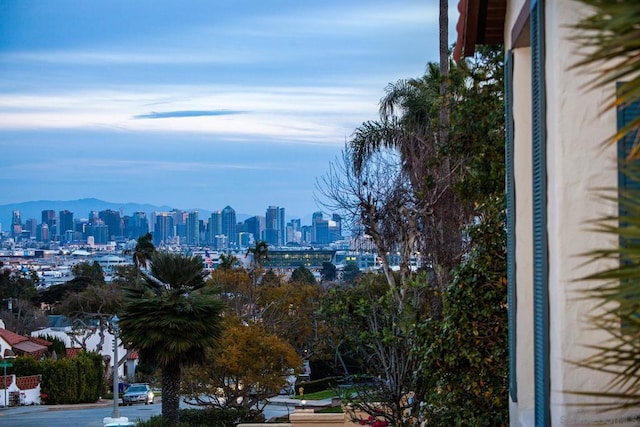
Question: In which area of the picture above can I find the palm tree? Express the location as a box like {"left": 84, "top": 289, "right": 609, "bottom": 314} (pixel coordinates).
{"left": 246, "top": 240, "right": 269, "bottom": 320}
{"left": 133, "top": 233, "right": 156, "bottom": 270}
{"left": 246, "top": 240, "right": 269, "bottom": 272}
{"left": 118, "top": 252, "right": 226, "bottom": 426}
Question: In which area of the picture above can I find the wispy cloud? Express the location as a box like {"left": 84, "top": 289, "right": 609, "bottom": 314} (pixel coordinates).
{"left": 133, "top": 110, "right": 248, "bottom": 119}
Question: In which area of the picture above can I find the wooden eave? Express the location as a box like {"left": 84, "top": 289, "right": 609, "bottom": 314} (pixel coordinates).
{"left": 454, "top": 0, "right": 507, "bottom": 63}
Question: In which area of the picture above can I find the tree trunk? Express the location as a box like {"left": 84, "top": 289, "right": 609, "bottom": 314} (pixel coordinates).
{"left": 161, "top": 361, "right": 181, "bottom": 426}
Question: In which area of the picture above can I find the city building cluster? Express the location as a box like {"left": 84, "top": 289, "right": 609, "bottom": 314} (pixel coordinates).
{"left": 4, "top": 205, "right": 343, "bottom": 251}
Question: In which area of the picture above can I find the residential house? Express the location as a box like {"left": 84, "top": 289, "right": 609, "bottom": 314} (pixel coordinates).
{"left": 0, "top": 326, "right": 49, "bottom": 360}
{"left": 456, "top": 0, "right": 640, "bottom": 426}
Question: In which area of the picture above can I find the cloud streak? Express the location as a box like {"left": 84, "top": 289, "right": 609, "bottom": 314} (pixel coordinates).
{"left": 133, "top": 110, "right": 248, "bottom": 119}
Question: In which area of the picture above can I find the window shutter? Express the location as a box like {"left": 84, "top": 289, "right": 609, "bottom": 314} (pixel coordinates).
{"left": 505, "top": 49, "right": 518, "bottom": 403}
{"left": 531, "top": 0, "right": 550, "bottom": 425}
{"left": 617, "top": 84, "right": 640, "bottom": 201}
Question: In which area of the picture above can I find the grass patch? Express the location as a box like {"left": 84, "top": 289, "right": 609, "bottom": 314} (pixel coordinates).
{"left": 317, "top": 405, "right": 343, "bottom": 413}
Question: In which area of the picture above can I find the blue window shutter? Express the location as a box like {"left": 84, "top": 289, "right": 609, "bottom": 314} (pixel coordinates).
{"left": 617, "top": 84, "right": 640, "bottom": 201}
{"left": 505, "top": 49, "right": 518, "bottom": 403}
{"left": 531, "top": 0, "right": 550, "bottom": 426}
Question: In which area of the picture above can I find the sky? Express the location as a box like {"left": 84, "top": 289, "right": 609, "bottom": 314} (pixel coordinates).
{"left": 0, "top": 0, "right": 457, "bottom": 219}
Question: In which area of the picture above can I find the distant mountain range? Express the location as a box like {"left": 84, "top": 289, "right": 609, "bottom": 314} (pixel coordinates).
{"left": 0, "top": 198, "right": 249, "bottom": 229}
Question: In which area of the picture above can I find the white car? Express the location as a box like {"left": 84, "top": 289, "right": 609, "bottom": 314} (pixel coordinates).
{"left": 122, "top": 383, "right": 155, "bottom": 406}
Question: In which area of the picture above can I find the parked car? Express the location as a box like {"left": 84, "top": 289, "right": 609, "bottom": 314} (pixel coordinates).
{"left": 122, "top": 383, "right": 154, "bottom": 406}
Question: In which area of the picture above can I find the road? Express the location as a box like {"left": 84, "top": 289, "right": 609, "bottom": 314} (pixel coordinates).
{"left": 0, "top": 399, "right": 296, "bottom": 426}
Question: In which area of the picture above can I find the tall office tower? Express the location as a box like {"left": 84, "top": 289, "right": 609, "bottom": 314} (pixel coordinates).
{"left": 238, "top": 232, "right": 251, "bottom": 247}
{"left": 41, "top": 209, "right": 56, "bottom": 236}
{"left": 199, "top": 219, "right": 207, "bottom": 243}
{"left": 278, "top": 207, "right": 286, "bottom": 245}
{"left": 11, "top": 210, "right": 22, "bottom": 238}
{"left": 91, "top": 224, "right": 109, "bottom": 245}
{"left": 25, "top": 218, "right": 38, "bottom": 239}
{"left": 315, "top": 219, "right": 330, "bottom": 244}
{"left": 301, "top": 225, "right": 312, "bottom": 243}
{"left": 58, "top": 210, "right": 74, "bottom": 242}
{"left": 287, "top": 219, "right": 301, "bottom": 244}
{"left": 153, "top": 212, "right": 174, "bottom": 246}
{"left": 37, "top": 223, "right": 50, "bottom": 242}
{"left": 186, "top": 211, "right": 199, "bottom": 246}
{"left": 128, "top": 212, "right": 149, "bottom": 239}
{"left": 265, "top": 206, "right": 286, "bottom": 246}
{"left": 221, "top": 206, "right": 237, "bottom": 247}
{"left": 208, "top": 211, "right": 222, "bottom": 246}
{"left": 75, "top": 218, "right": 90, "bottom": 240}
{"left": 311, "top": 211, "right": 323, "bottom": 243}
{"left": 331, "top": 214, "right": 343, "bottom": 241}
{"left": 244, "top": 216, "right": 264, "bottom": 244}
{"left": 265, "top": 206, "right": 279, "bottom": 246}
{"left": 99, "top": 209, "right": 123, "bottom": 240}
{"left": 88, "top": 211, "right": 99, "bottom": 225}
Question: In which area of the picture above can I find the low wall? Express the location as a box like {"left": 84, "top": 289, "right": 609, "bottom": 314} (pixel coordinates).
{"left": 238, "top": 408, "right": 365, "bottom": 427}
{"left": 0, "top": 374, "right": 42, "bottom": 407}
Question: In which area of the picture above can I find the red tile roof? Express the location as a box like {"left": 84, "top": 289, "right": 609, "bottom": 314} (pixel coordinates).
{"left": 0, "top": 328, "right": 29, "bottom": 346}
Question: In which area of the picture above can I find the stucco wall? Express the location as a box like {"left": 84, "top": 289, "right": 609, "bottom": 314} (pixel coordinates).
{"left": 544, "top": 2, "right": 625, "bottom": 425}
{"left": 504, "top": 0, "right": 640, "bottom": 425}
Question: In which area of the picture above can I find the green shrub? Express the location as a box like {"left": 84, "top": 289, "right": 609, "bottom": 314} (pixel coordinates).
{"left": 136, "top": 407, "right": 264, "bottom": 427}
{"left": 40, "top": 351, "right": 104, "bottom": 404}
{"left": 11, "top": 355, "right": 41, "bottom": 376}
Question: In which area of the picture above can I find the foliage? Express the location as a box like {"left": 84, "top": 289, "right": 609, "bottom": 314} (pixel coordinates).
{"left": 0, "top": 266, "right": 46, "bottom": 334}
{"left": 217, "top": 253, "right": 240, "bottom": 270}
{"left": 321, "top": 261, "right": 337, "bottom": 282}
{"left": 40, "top": 351, "right": 105, "bottom": 404}
{"left": 137, "top": 407, "right": 263, "bottom": 427}
{"left": 256, "top": 280, "right": 324, "bottom": 357}
{"left": 342, "top": 262, "right": 361, "bottom": 284}
{"left": 572, "top": 0, "right": 640, "bottom": 158}
{"left": 133, "top": 232, "right": 156, "bottom": 269}
{"left": 416, "top": 197, "right": 508, "bottom": 425}
{"left": 322, "top": 274, "right": 430, "bottom": 426}
{"left": 208, "top": 267, "right": 252, "bottom": 318}
{"left": 183, "top": 318, "right": 301, "bottom": 412}
{"left": 568, "top": 0, "right": 640, "bottom": 411}
{"left": 119, "top": 252, "right": 226, "bottom": 426}
{"left": 10, "top": 355, "right": 42, "bottom": 376}
{"left": 44, "top": 334, "right": 68, "bottom": 359}
{"left": 261, "top": 269, "right": 282, "bottom": 286}
{"left": 289, "top": 265, "right": 316, "bottom": 285}
{"left": 71, "top": 261, "right": 106, "bottom": 285}
{"left": 0, "top": 266, "right": 38, "bottom": 302}
{"left": 571, "top": 163, "right": 640, "bottom": 410}
{"left": 0, "top": 300, "right": 48, "bottom": 335}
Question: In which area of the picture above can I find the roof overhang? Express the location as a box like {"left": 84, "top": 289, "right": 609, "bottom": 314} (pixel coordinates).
{"left": 454, "top": 0, "right": 507, "bottom": 63}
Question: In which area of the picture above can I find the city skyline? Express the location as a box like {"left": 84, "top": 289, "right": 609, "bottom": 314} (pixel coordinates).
{"left": 6, "top": 201, "right": 343, "bottom": 249}
{"left": 0, "top": 1, "right": 455, "bottom": 218}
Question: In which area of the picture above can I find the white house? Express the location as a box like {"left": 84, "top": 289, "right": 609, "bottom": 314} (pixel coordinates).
{"left": 456, "top": 1, "right": 640, "bottom": 426}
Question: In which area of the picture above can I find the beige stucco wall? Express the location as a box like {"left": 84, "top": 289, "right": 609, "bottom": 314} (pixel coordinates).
{"left": 544, "top": 2, "right": 627, "bottom": 425}
{"left": 511, "top": 46, "right": 535, "bottom": 427}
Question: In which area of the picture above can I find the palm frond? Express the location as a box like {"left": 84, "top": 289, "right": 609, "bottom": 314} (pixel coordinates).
{"left": 571, "top": 0, "right": 640, "bottom": 156}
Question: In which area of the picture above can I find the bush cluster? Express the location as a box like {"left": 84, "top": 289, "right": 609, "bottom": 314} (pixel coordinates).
{"left": 136, "top": 407, "right": 264, "bottom": 427}
{"left": 39, "top": 351, "right": 105, "bottom": 404}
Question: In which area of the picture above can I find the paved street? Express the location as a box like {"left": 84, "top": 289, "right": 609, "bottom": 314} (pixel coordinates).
{"left": 0, "top": 396, "right": 312, "bottom": 426}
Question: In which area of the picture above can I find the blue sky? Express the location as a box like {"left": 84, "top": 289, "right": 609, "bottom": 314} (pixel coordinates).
{"left": 0, "top": 0, "right": 456, "bottom": 218}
